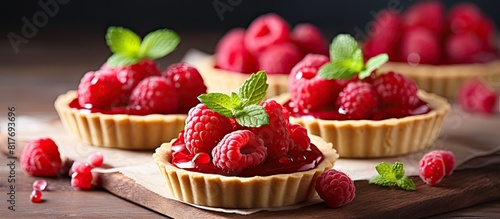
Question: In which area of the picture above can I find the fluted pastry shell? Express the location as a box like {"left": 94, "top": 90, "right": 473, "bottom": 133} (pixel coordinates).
{"left": 273, "top": 90, "right": 450, "bottom": 158}
{"left": 54, "top": 90, "right": 186, "bottom": 150}
{"left": 378, "top": 60, "right": 500, "bottom": 100}
{"left": 153, "top": 135, "right": 338, "bottom": 208}
{"left": 198, "top": 55, "right": 289, "bottom": 98}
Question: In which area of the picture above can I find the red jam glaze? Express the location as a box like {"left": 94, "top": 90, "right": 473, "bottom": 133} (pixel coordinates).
{"left": 69, "top": 98, "right": 160, "bottom": 115}
{"left": 283, "top": 99, "right": 431, "bottom": 120}
{"left": 170, "top": 138, "right": 325, "bottom": 177}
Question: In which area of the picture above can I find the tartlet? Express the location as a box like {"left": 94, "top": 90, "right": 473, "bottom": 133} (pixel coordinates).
{"left": 153, "top": 135, "right": 338, "bottom": 208}
{"left": 274, "top": 90, "right": 450, "bottom": 158}
{"left": 55, "top": 91, "right": 186, "bottom": 150}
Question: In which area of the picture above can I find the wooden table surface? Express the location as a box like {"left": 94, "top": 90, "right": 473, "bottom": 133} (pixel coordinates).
{"left": 1, "top": 32, "right": 500, "bottom": 218}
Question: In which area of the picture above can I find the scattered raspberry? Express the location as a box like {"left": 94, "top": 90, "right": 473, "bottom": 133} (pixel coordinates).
{"left": 426, "top": 150, "right": 456, "bottom": 176}
{"left": 457, "top": 79, "right": 498, "bottom": 114}
{"left": 33, "top": 180, "right": 48, "bottom": 191}
{"left": 77, "top": 69, "right": 123, "bottom": 109}
{"left": 87, "top": 152, "right": 104, "bottom": 167}
{"left": 184, "top": 104, "right": 234, "bottom": 154}
{"left": 336, "top": 82, "right": 378, "bottom": 120}
{"left": 402, "top": 0, "right": 445, "bottom": 38}
{"left": 114, "top": 59, "right": 161, "bottom": 102}
{"left": 400, "top": 27, "right": 441, "bottom": 65}
{"left": 244, "top": 13, "right": 291, "bottom": 55}
{"left": 315, "top": 169, "right": 356, "bottom": 208}
{"left": 70, "top": 162, "right": 93, "bottom": 190}
{"left": 162, "top": 63, "right": 207, "bottom": 113}
{"left": 258, "top": 43, "right": 303, "bottom": 74}
{"left": 20, "top": 138, "right": 62, "bottom": 177}
{"left": 287, "top": 123, "right": 310, "bottom": 152}
{"left": 289, "top": 54, "right": 338, "bottom": 111}
{"left": 445, "top": 33, "right": 484, "bottom": 64}
{"left": 128, "top": 76, "right": 178, "bottom": 114}
{"left": 211, "top": 130, "right": 267, "bottom": 172}
{"left": 372, "top": 72, "right": 419, "bottom": 107}
{"left": 248, "top": 100, "right": 289, "bottom": 159}
{"left": 419, "top": 150, "right": 451, "bottom": 186}
{"left": 291, "top": 23, "right": 328, "bottom": 56}
{"left": 215, "top": 28, "right": 258, "bottom": 73}
{"left": 30, "top": 190, "right": 43, "bottom": 203}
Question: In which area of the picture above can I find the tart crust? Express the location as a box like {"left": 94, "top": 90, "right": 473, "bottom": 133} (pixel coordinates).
{"left": 54, "top": 91, "right": 186, "bottom": 150}
{"left": 153, "top": 135, "right": 339, "bottom": 208}
{"left": 378, "top": 60, "right": 500, "bottom": 100}
{"left": 198, "top": 55, "right": 289, "bottom": 98}
{"left": 274, "top": 90, "right": 450, "bottom": 158}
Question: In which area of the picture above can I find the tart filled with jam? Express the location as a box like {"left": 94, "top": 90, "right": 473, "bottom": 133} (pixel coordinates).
{"left": 55, "top": 27, "right": 207, "bottom": 150}
{"left": 153, "top": 71, "right": 338, "bottom": 208}
{"left": 273, "top": 34, "right": 450, "bottom": 158}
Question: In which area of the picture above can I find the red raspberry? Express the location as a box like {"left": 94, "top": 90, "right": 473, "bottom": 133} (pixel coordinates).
{"left": 402, "top": 1, "right": 445, "bottom": 38}
{"left": 426, "top": 150, "right": 456, "bottom": 176}
{"left": 363, "top": 9, "right": 402, "bottom": 62}
{"left": 77, "top": 69, "right": 123, "bottom": 109}
{"left": 70, "top": 162, "right": 93, "bottom": 190}
{"left": 287, "top": 123, "right": 310, "bottom": 152}
{"left": 448, "top": 3, "right": 496, "bottom": 48}
{"left": 211, "top": 130, "right": 267, "bottom": 172}
{"left": 372, "top": 72, "right": 419, "bottom": 107}
{"left": 291, "top": 23, "right": 328, "bottom": 56}
{"left": 113, "top": 59, "right": 161, "bottom": 103}
{"left": 162, "top": 63, "right": 207, "bottom": 114}
{"left": 336, "top": 82, "right": 378, "bottom": 120}
{"left": 87, "top": 152, "right": 104, "bottom": 167}
{"left": 128, "top": 76, "right": 178, "bottom": 114}
{"left": 184, "top": 104, "right": 234, "bottom": 154}
{"left": 258, "top": 43, "right": 303, "bottom": 74}
{"left": 419, "top": 150, "right": 455, "bottom": 186}
{"left": 289, "top": 54, "right": 339, "bottom": 111}
{"left": 458, "top": 78, "right": 498, "bottom": 114}
{"left": 444, "top": 33, "right": 484, "bottom": 64}
{"left": 20, "top": 138, "right": 62, "bottom": 177}
{"left": 400, "top": 28, "right": 441, "bottom": 65}
{"left": 248, "top": 100, "right": 289, "bottom": 159}
{"left": 244, "top": 13, "right": 291, "bottom": 55}
{"left": 315, "top": 169, "right": 356, "bottom": 208}
{"left": 215, "top": 28, "right": 258, "bottom": 73}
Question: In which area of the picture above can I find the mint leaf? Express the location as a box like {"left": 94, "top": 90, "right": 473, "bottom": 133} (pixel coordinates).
{"left": 329, "top": 34, "right": 364, "bottom": 71}
{"left": 359, "top": 53, "right": 389, "bottom": 79}
{"left": 238, "top": 71, "right": 268, "bottom": 107}
{"left": 318, "top": 62, "right": 357, "bottom": 80}
{"left": 230, "top": 92, "right": 242, "bottom": 109}
{"left": 106, "top": 26, "right": 141, "bottom": 58}
{"left": 197, "top": 93, "right": 233, "bottom": 117}
{"left": 234, "top": 105, "right": 269, "bottom": 128}
{"left": 106, "top": 53, "right": 140, "bottom": 68}
{"left": 369, "top": 162, "right": 416, "bottom": 191}
{"left": 140, "top": 29, "right": 180, "bottom": 59}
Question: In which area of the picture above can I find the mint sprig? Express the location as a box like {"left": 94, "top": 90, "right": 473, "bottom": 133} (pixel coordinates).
{"left": 197, "top": 71, "right": 269, "bottom": 128}
{"left": 105, "top": 26, "right": 180, "bottom": 68}
{"left": 318, "top": 34, "right": 389, "bottom": 80}
{"left": 368, "top": 162, "right": 416, "bottom": 191}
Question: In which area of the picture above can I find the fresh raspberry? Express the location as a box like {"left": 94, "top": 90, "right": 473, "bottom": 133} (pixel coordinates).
{"left": 444, "top": 33, "right": 484, "bottom": 64}
{"left": 425, "top": 150, "right": 456, "bottom": 176}
{"left": 400, "top": 28, "right": 441, "bottom": 65}
{"left": 20, "top": 138, "right": 62, "bottom": 177}
{"left": 402, "top": 1, "right": 445, "bottom": 38}
{"left": 258, "top": 43, "right": 303, "bottom": 74}
{"left": 336, "top": 82, "right": 378, "bottom": 120}
{"left": 87, "top": 152, "right": 104, "bottom": 167}
{"left": 211, "top": 130, "right": 267, "bottom": 172}
{"left": 291, "top": 23, "right": 328, "bottom": 56}
{"left": 113, "top": 59, "right": 161, "bottom": 103}
{"left": 215, "top": 28, "right": 258, "bottom": 73}
{"left": 30, "top": 190, "right": 42, "bottom": 203}
{"left": 315, "top": 169, "right": 356, "bottom": 208}
{"left": 184, "top": 104, "right": 234, "bottom": 154}
{"left": 244, "top": 13, "right": 291, "bottom": 55}
{"left": 287, "top": 123, "right": 310, "bottom": 152}
{"left": 363, "top": 9, "right": 402, "bottom": 62}
{"left": 419, "top": 150, "right": 455, "bottom": 186}
{"left": 128, "top": 76, "right": 178, "bottom": 114}
{"left": 248, "top": 100, "right": 289, "bottom": 159}
{"left": 70, "top": 162, "right": 93, "bottom": 190}
{"left": 372, "top": 72, "right": 419, "bottom": 107}
{"left": 448, "top": 3, "right": 496, "bottom": 48}
{"left": 162, "top": 63, "right": 207, "bottom": 113}
{"left": 289, "top": 54, "right": 340, "bottom": 111}
{"left": 458, "top": 78, "right": 498, "bottom": 114}
{"left": 77, "top": 69, "right": 123, "bottom": 109}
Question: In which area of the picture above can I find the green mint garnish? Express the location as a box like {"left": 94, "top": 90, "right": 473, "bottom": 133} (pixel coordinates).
{"left": 197, "top": 71, "right": 269, "bottom": 128}
{"left": 318, "top": 34, "right": 389, "bottom": 80}
{"left": 105, "top": 26, "right": 180, "bottom": 68}
{"left": 368, "top": 162, "right": 416, "bottom": 191}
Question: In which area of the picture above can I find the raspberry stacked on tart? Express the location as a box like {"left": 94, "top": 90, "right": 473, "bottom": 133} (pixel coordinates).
{"left": 363, "top": 1, "right": 500, "bottom": 100}
{"left": 153, "top": 71, "right": 339, "bottom": 208}
{"left": 198, "top": 13, "right": 329, "bottom": 98}
{"left": 275, "top": 34, "right": 450, "bottom": 158}
{"left": 55, "top": 27, "right": 207, "bottom": 150}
